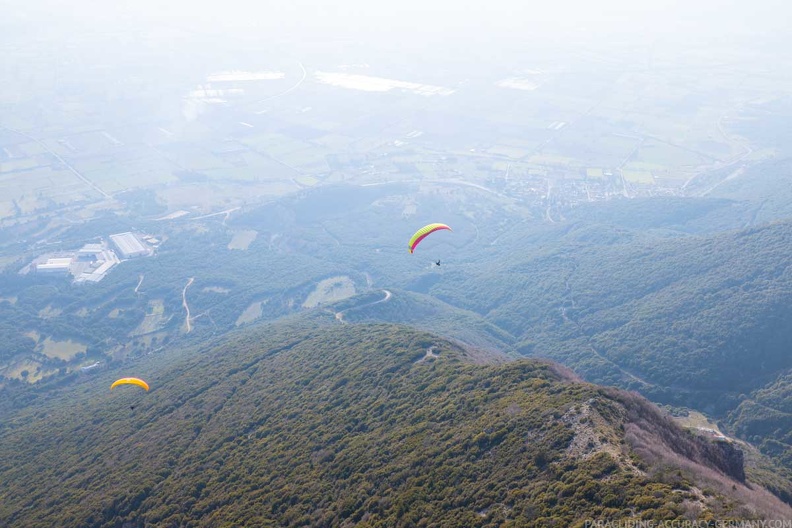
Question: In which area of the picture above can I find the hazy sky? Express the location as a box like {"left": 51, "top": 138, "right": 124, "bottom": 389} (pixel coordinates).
{"left": 2, "top": 0, "right": 790, "bottom": 94}
{"left": 6, "top": 0, "right": 790, "bottom": 45}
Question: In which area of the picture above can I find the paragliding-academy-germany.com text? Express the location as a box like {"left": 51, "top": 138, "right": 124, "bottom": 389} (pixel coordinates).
{"left": 583, "top": 520, "right": 792, "bottom": 528}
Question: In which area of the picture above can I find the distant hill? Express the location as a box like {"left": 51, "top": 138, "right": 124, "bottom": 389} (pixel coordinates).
{"left": 443, "top": 219, "right": 792, "bottom": 398}
{"left": 0, "top": 321, "right": 789, "bottom": 526}
{"left": 706, "top": 158, "right": 792, "bottom": 225}
{"left": 325, "top": 288, "right": 517, "bottom": 355}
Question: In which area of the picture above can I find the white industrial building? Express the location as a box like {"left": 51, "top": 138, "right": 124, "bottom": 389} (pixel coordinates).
{"left": 77, "top": 244, "right": 105, "bottom": 260}
{"left": 24, "top": 233, "right": 152, "bottom": 283}
{"left": 35, "top": 257, "right": 73, "bottom": 274}
{"left": 73, "top": 244, "right": 120, "bottom": 283}
{"left": 110, "top": 232, "right": 151, "bottom": 259}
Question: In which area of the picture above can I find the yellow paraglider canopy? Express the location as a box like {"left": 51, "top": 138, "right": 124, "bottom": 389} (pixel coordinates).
{"left": 110, "top": 378, "right": 150, "bottom": 391}
{"left": 408, "top": 223, "right": 452, "bottom": 253}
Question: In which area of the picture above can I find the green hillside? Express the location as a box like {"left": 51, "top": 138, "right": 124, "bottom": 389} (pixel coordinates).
{"left": 0, "top": 322, "right": 789, "bottom": 526}
{"left": 3, "top": 182, "right": 792, "bottom": 480}
{"left": 329, "top": 288, "right": 517, "bottom": 355}
{"left": 420, "top": 219, "right": 792, "bottom": 467}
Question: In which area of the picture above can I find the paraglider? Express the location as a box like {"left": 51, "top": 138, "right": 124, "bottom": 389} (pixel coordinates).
{"left": 110, "top": 378, "right": 150, "bottom": 391}
{"left": 409, "top": 223, "right": 451, "bottom": 254}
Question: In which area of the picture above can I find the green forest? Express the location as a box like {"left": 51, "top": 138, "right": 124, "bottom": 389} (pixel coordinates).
{"left": 1, "top": 322, "right": 786, "bottom": 526}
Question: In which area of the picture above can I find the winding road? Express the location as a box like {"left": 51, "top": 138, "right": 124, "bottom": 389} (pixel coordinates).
{"left": 682, "top": 106, "right": 755, "bottom": 194}
{"left": 559, "top": 269, "right": 653, "bottom": 388}
{"left": 335, "top": 289, "right": 392, "bottom": 324}
{"left": 183, "top": 277, "right": 195, "bottom": 333}
{"left": 254, "top": 62, "right": 307, "bottom": 111}
{"left": 192, "top": 207, "right": 240, "bottom": 226}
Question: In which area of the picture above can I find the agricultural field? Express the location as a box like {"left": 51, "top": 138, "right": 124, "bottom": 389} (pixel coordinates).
{"left": 130, "top": 299, "right": 168, "bottom": 337}
{"left": 0, "top": 164, "right": 100, "bottom": 218}
{"left": 0, "top": 36, "right": 786, "bottom": 248}
{"left": 622, "top": 169, "right": 655, "bottom": 184}
{"left": 3, "top": 358, "right": 51, "bottom": 383}
{"left": 486, "top": 145, "right": 532, "bottom": 159}
{"left": 202, "top": 286, "right": 231, "bottom": 293}
{"left": 302, "top": 276, "right": 356, "bottom": 308}
{"left": 227, "top": 230, "right": 258, "bottom": 250}
{"left": 39, "top": 337, "right": 87, "bottom": 361}
{"left": 236, "top": 299, "right": 268, "bottom": 326}
{"left": 155, "top": 180, "right": 299, "bottom": 212}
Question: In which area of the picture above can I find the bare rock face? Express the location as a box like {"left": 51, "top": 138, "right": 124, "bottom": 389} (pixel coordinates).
{"left": 609, "top": 389, "right": 747, "bottom": 483}
{"left": 711, "top": 441, "right": 746, "bottom": 483}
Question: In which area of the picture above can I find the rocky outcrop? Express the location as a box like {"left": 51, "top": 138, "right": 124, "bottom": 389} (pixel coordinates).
{"left": 606, "top": 388, "right": 746, "bottom": 482}
{"left": 706, "top": 440, "right": 746, "bottom": 482}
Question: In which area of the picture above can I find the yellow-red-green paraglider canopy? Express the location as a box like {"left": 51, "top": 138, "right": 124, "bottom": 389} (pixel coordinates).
{"left": 110, "top": 378, "right": 150, "bottom": 391}
{"left": 409, "top": 223, "right": 451, "bottom": 253}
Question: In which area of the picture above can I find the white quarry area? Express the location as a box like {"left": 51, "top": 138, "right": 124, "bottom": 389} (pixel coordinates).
{"left": 314, "top": 71, "right": 455, "bottom": 96}
{"left": 206, "top": 71, "right": 285, "bottom": 82}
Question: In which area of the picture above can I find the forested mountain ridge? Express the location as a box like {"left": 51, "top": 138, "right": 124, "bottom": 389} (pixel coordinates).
{"left": 425, "top": 217, "right": 792, "bottom": 472}
{"left": 3, "top": 181, "right": 792, "bottom": 478}
{"left": 0, "top": 322, "right": 789, "bottom": 526}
